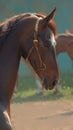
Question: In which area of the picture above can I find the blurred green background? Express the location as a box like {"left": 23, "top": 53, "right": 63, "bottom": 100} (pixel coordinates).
{"left": 0, "top": 0, "right": 73, "bottom": 86}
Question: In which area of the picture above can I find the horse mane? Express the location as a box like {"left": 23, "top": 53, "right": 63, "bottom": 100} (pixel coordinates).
{"left": 0, "top": 14, "right": 28, "bottom": 36}
{"left": 0, "top": 12, "right": 57, "bottom": 37}
{"left": 0, "top": 12, "right": 57, "bottom": 49}
{"left": 0, "top": 13, "right": 33, "bottom": 50}
{"left": 65, "top": 30, "right": 73, "bottom": 36}
{"left": 35, "top": 13, "right": 57, "bottom": 36}
{"left": 57, "top": 30, "right": 73, "bottom": 39}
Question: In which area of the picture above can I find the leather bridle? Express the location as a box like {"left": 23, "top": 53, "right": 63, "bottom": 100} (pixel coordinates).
{"left": 26, "top": 17, "right": 46, "bottom": 72}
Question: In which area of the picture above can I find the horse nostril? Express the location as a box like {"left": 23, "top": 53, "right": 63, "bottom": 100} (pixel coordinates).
{"left": 52, "top": 79, "right": 58, "bottom": 87}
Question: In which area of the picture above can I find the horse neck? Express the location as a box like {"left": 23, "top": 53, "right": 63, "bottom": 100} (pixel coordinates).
{"left": 56, "top": 34, "right": 72, "bottom": 55}
{"left": 0, "top": 20, "right": 23, "bottom": 100}
{"left": 0, "top": 15, "right": 34, "bottom": 53}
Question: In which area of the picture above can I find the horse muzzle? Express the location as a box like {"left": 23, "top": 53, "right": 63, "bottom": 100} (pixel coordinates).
{"left": 42, "top": 76, "right": 59, "bottom": 90}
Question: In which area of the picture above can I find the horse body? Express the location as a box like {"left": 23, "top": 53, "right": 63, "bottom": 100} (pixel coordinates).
{"left": 0, "top": 8, "right": 59, "bottom": 129}
{"left": 56, "top": 32, "right": 73, "bottom": 60}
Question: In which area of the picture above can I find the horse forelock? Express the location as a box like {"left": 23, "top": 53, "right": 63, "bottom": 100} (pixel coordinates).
{"left": 57, "top": 32, "right": 73, "bottom": 39}
{"left": 48, "top": 20, "right": 57, "bottom": 36}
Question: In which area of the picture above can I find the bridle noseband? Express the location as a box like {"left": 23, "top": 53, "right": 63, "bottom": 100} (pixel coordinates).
{"left": 26, "top": 17, "right": 46, "bottom": 72}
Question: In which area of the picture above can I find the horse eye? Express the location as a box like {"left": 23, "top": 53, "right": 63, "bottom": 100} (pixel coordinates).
{"left": 48, "top": 38, "right": 51, "bottom": 42}
{"left": 44, "top": 41, "right": 51, "bottom": 48}
{"left": 45, "top": 35, "right": 51, "bottom": 42}
{"left": 46, "top": 37, "right": 56, "bottom": 47}
{"left": 45, "top": 38, "right": 51, "bottom": 44}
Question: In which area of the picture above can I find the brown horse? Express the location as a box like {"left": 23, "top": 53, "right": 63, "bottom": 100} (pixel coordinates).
{"left": 0, "top": 8, "right": 59, "bottom": 130}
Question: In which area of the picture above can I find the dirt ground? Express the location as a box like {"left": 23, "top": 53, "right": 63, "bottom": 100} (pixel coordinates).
{"left": 11, "top": 100, "right": 73, "bottom": 130}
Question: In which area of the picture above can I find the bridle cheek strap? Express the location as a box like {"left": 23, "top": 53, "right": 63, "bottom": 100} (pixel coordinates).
{"left": 26, "top": 17, "right": 46, "bottom": 71}
{"left": 33, "top": 39, "right": 46, "bottom": 71}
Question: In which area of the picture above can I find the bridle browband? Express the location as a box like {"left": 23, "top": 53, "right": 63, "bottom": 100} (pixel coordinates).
{"left": 26, "top": 17, "right": 46, "bottom": 72}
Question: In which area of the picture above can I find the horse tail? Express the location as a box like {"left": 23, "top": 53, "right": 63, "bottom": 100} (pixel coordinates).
{"left": 0, "top": 108, "right": 12, "bottom": 130}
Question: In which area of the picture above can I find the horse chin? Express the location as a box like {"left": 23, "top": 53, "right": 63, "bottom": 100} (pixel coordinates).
{"left": 48, "top": 86, "right": 55, "bottom": 90}
{"left": 42, "top": 76, "right": 59, "bottom": 90}
{"left": 44, "top": 85, "right": 55, "bottom": 90}
{"left": 42, "top": 80, "right": 55, "bottom": 90}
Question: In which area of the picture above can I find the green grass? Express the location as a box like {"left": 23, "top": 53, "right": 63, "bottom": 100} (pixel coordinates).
{"left": 12, "top": 72, "right": 73, "bottom": 103}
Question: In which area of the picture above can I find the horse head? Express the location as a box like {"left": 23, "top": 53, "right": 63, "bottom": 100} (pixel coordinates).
{"left": 19, "top": 8, "right": 60, "bottom": 90}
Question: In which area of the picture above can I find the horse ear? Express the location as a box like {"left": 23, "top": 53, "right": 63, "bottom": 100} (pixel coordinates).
{"left": 41, "top": 7, "right": 56, "bottom": 26}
